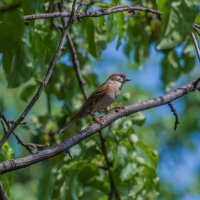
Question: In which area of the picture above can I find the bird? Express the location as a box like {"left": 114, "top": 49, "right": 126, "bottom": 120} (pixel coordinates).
{"left": 60, "top": 73, "right": 130, "bottom": 133}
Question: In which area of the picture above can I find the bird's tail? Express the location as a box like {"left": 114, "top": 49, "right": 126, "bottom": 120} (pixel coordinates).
{"left": 59, "top": 117, "right": 79, "bottom": 134}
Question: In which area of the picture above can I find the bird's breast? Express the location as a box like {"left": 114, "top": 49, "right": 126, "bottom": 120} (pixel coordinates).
{"left": 92, "top": 83, "right": 121, "bottom": 113}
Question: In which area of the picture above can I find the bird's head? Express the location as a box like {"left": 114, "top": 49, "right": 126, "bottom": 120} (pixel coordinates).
{"left": 106, "top": 73, "right": 131, "bottom": 84}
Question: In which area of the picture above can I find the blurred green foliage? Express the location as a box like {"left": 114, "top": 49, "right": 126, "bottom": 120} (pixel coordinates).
{"left": 0, "top": 0, "right": 199, "bottom": 200}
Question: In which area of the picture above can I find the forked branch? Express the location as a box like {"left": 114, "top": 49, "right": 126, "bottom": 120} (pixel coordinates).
{"left": 0, "top": 0, "right": 78, "bottom": 149}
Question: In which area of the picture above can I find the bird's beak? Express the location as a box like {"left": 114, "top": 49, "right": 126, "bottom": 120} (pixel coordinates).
{"left": 124, "top": 77, "right": 131, "bottom": 82}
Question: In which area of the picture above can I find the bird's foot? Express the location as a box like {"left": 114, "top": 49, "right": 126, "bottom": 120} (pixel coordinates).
{"left": 93, "top": 116, "right": 105, "bottom": 126}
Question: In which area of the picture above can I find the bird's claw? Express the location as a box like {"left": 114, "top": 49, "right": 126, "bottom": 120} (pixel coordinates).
{"left": 93, "top": 117, "right": 105, "bottom": 126}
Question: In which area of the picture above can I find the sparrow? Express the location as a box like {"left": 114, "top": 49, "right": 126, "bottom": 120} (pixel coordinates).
{"left": 60, "top": 73, "right": 130, "bottom": 133}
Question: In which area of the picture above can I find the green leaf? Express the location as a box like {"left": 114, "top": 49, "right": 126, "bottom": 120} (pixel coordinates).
{"left": 120, "top": 163, "right": 136, "bottom": 181}
{"left": 113, "top": 146, "right": 128, "bottom": 169}
{"left": 182, "top": 41, "right": 195, "bottom": 73}
{"left": 161, "top": 50, "right": 181, "bottom": 86}
{"left": 125, "top": 17, "right": 151, "bottom": 65}
{"left": 19, "top": 83, "right": 37, "bottom": 101}
{"left": 136, "top": 141, "right": 158, "bottom": 168}
{"left": 38, "top": 162, "right": 55, "bottom": 200}
{"left": 0, "top": 140, "right": 14, "bottom": 197}
{"left": 0, "top": 10, "right": 24, "bottom": 52}
{"left": 130, "top": 112, "right": 146, "bottom": 126}
{"left": 157, "top": 0, "right": 198, "bottom": 50}
{"left": 157, "top": 0, "right": 171, "bottom": 33}
{"left": 3, "top": 38, "right": 34, "bottom": 88}
{"left": 78, "top": 165, "right": 108, "bottom": 194}
{"left": 116, "top": 13, "right": 125, "bottom": 48}
{"left": 83, "top": 18, "right": 97, "bottom": 57}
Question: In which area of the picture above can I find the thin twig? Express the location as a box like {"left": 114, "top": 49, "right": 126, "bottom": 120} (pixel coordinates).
{"left": 58, "top": 1, "right": 87, "bottom": 99}
{"left": 0, "top": 183, "right": 8, "bottom": 200}
{"left": 0, "top": 113, "right": 32, "bottom": 153}
{"left": 0, "top": 113, "right": 46, "bottom": 153}
{"left": 99, "top": 131, "right": 121, "bottom": 200}
{"left": 0, "top": 0, "right": 78, "bottom": 149}
{"left": 23, "top": 6, "right": 161, "bottom": 21}
{"left": 66, "top": 32, "right": 87, "bottom": 100}
{"left": 47, "top": 0, "right": 54, "bottom": 12}
{"left": 57, "top": 1, "right": 67, "bottom": 27}
{"left": 168, "top": 102, "right": 179, "bottom": 131}
{"left": 13, "top": 132, "right": 48, "bottom": 153}
{"left": 7, "top": 120, "right": 27, "bottom": 125}
{"left": 193, "top": 24, "right": 200, "bottom": 37}
{"left": 69, "top": 0, "right": 101, "bottom": 6}
{"left": 0, "top": 119, "right": 7, "bottom": 134}
{"left": 75, "top": 0, "right": 84, "bottom": 14}
{"left": 191, "top": 33, "right": 200, "bottom": 62}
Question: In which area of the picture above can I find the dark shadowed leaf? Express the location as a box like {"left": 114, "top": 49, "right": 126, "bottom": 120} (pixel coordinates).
{"left": 161, "top": 50, "right": 181, "bottom": 86}
{"left": 2, "top": 38, "right": 34, "bottom": 88}
{"left": 19, "top": 83, "right": 37, "bottom": 101}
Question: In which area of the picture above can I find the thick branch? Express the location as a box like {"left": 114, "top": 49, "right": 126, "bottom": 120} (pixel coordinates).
{"left": 23, "top": 6, "right": 161, "bottom": 21}
{"left": 0, "top": 0, "right": 78, "bottom": 149}
{"left": 0, "top": 77, "right": 199, "bottom": 174}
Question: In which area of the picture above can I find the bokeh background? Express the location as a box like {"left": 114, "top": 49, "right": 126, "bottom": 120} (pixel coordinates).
{"left": 0, "top": 0, "right": 200, "bottom": 200}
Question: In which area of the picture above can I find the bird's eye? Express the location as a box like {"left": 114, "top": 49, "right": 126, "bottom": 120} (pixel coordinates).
{"left": 115, "top": 76, "right": 122, "bottom": 82}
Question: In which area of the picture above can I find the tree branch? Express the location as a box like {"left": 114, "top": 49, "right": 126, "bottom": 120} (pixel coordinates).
{"left": 191, "top": 32, "right": 200, "bottom": 62}
{"left": 193, "top": 24, "right": 200, "bottom": 37}
{"left": 168, "top": 102, "right": 179, "bottom": 131}
{"left": 0, "top": 77, "right": 199, "bottom": 174}
{"left": 23, "top": 6, "right": 161, "bottom": 21}
{"left": 0, "top": 0, "right": 78, "bottom": 149}
{"left": 99, "top": 131, "right": 121, "bottom": 200}
{"left": 0, "top": 113, "right": 46, "bottom": 153}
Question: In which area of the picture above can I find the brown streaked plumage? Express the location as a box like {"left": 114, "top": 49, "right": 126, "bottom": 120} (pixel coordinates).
{"left": 60, "top": 73, "right": 130, "bottom": 133}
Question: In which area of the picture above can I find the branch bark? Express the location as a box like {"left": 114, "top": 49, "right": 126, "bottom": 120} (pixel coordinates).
{"left": 23, "top": 6, "right": 161, "bottom": 21}
{"left": 0, "top": 77, "right": 199, "bottom": 174}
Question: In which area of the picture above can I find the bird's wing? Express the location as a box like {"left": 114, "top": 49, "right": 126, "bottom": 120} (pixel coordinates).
{"left": 77, "top": 82, "right": 110, "bottom": 117}
{"left": 60, "top": 83, "right": 109, "bottom": 134}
